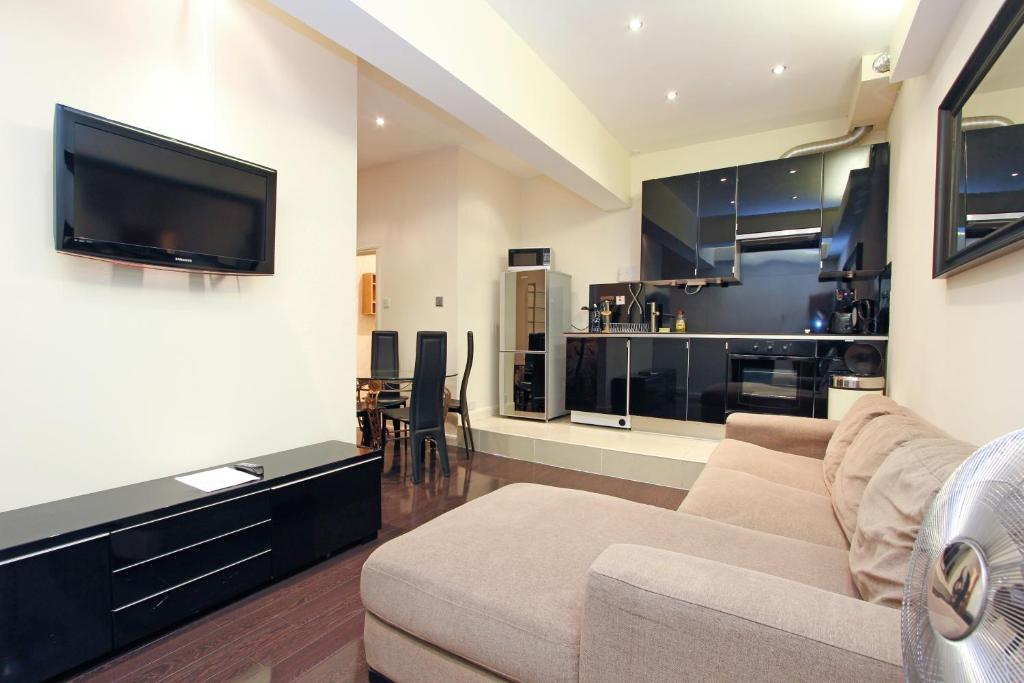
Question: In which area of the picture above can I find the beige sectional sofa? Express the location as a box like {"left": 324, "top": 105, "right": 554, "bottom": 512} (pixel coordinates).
{"left": 361, "top": 396, "right": 976, "bottom": 682}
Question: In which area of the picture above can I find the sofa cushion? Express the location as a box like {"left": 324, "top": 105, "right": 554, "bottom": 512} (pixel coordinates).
{"left": 679, "top": 468, "right": 848, "bottom": 549}
{"left": 831, "top": 411, "right": 947, "bottom": 541}
{"left": 850, "top": 437, "right": 974, "bottom": 607}
{"left": 823, "top": 395, "right": 902, "bottom": 493}
{"left": 708, "top": 438, "right": 827, "bottom": 495}
{"left": 361, "top": 483, "right": 857, "bottom": 683}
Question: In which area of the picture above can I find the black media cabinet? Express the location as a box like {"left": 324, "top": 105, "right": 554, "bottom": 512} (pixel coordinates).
{"left": 0, "top": 441, "right": 382, "bottom": 682}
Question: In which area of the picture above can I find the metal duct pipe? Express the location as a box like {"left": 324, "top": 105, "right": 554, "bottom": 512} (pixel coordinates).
{"left": 962, "top": 115, "right": 1015, "bottom": 130}
{"left": 779, "top": 125, "right": 873, "bottom": 159}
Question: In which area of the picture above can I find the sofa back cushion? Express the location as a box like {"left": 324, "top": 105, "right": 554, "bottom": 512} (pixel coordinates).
{"left": 823, "top": 395, "right": 902, "bottom": 494}
{"left": 831, "top": 410, "right": 947, "bottom": 541}
{"left": 849, "top": 437, "right": 975, "bottom": 607}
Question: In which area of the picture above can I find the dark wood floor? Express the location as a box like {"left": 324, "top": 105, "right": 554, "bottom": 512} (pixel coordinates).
{"left": 71, "top": 443, "right": 686, "bottom": 683}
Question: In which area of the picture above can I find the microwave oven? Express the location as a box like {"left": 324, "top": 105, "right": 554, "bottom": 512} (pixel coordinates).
{"left": 508, "top": 247, "right": 551, "bottom": 271}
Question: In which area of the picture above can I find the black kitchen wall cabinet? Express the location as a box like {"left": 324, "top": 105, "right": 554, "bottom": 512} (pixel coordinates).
{"left": 697, "top": 168, "right": 738, "bottom": 280}
{"left": 820, "top": 143, "right": 890, "bottom": 278}
{"left": 737, "top": 154, "right": 823, "bottom": 238}
{"left": 641, "top": 173, "right": 700, "bottom": 280}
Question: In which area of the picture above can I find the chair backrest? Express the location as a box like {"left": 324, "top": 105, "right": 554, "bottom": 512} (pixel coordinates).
{"left": 459, "top": 331, "right": 474, "bottom": 407}
{"left": 409, "top": 331, "right": 447, "bottom": 431}
{"left": 371, "top": 331, "right": 399, "bottom": 377}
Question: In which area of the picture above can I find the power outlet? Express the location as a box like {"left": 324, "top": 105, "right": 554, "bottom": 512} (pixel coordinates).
{"left": 382, "top": 297, "right": 391, "bottom": 309}
{"left": 615, "top": 295, "right": 625, "bottom": 305}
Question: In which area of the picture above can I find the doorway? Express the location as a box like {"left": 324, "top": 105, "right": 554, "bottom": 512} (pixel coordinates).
{"left": 357, "top": 249, "right": 378, "bottom": 376}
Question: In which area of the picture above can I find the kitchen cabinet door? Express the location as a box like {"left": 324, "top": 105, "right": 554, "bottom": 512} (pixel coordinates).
{"left": 697, "top": 168, "right": 738, "bottom": 279}
{"left": 963, "top": 125, "right": 1024, "bottom": 250}
{"left": 641, "top": 174, "right": 699, "bottom": 280}
{"left": 565, "top": 337, "right": 629, "bottom": 416}
{"left": 629, "top": 338, "right": 688, "bottom": 420}
{"left": 820, "top": 143, "right": 890, "bottom": 277}
{"left": 737, "top": 154, "right": 823, "bottom": 237}
{"left": 687, "top": 338, "right": 728, "bottom": 424}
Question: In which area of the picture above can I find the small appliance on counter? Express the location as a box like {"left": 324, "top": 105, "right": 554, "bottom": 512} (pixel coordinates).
{"left": 829, "top": 289, "right": 857, "bottom": 334}
{"left": 817, "top": 340, "right": 887, "bottom": 420}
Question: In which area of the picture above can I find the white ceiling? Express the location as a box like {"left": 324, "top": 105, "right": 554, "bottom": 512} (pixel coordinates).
{"left": 357, "top": 61, "right": 538, "bottom": 177}
{"left": 484, "top": 0, "right": 903, "bottom": 153}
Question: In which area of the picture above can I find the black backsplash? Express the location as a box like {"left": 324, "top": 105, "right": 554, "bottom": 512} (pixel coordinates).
{"left": 590, "top": 248, "right": 888, "bottom": 335}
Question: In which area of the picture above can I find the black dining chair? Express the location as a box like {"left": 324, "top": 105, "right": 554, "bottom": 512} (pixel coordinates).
{"left": 371, "top": 331, "right": 406, "bottom": 440}
{"left": 383, "top": 331, "right": 450, "bottom": 484}
{"left": 447, "top": 331, "right": 474, "bottom": 455}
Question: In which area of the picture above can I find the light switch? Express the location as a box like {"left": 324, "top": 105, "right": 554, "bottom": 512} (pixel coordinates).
{"left": 435, "top": 296, "right": 444, "bottom": 307}
{"left": 382, "top": 297, "right": 391, "bottom": 309}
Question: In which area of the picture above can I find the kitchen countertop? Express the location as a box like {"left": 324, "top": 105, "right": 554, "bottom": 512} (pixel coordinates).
{"left": 564, "top": 332, "right": 888, "bottom": 341}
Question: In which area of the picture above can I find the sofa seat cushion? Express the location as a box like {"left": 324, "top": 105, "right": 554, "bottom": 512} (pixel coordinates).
{"left": 680, "top": 468, "right": 848, "bottom": 549}
{"left": 708, "top": 438, "right": 827, "bottom": 495}
{"left": 832, "top": 411, "right": 948, "bottom": 541}
{"left": 361, "top": 483, "right": 857, "bottom": 683}
{"left": 850, "top": 437, "right": 975, "bottom": 607}
{"left": 823, "top": 395, "right": 902, "bottom": 493}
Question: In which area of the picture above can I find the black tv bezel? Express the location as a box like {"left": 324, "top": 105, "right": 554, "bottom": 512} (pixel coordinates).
{"left": 54, "top": 104, "right": 277, "bottom": 275}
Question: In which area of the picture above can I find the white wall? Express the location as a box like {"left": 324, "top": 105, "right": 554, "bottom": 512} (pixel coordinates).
{"left": 886, "top": 0, "right": 1024, "bottom": 445}
{"left": 357, "top": 148, "right": 520, "bottom": 413}
{"left": 0, "top": 0, "right": 359, "bottom": 512}
{"left": 456, "top": 150, "right": 521, "bottom": 414}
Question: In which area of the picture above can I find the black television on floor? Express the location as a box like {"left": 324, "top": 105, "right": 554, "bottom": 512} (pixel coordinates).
{"left": 54, "top": 104, "right": 277, "bottom": 275}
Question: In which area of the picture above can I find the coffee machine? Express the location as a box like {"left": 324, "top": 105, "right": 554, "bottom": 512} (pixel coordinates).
{"left": 829, "top": 289, "right": 857, "bottom": 334}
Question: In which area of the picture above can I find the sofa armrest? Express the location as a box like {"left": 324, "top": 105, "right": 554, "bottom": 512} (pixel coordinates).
{"left": 725, "top": 412, "right": 838, "bottom": 459}
{"left": 580, "top": 544, "right": 901, "bottom": 683}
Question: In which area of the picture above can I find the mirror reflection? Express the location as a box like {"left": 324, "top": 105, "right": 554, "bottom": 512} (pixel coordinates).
{"left": 958, "top": 24, "right": 1024, "bottom": 252}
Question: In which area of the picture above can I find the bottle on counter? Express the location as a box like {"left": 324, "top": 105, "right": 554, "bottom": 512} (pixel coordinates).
{"left": 674, "top": 309, "right": 687, "bottom": 333}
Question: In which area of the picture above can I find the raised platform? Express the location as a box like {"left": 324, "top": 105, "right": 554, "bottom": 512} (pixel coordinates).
{"left": 449, "top": 415, "right": 721, "bottom": 490}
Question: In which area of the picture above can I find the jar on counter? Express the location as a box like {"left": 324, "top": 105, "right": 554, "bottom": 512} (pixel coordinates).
{"left": 674, "top": 309, "right": 687, "bottom": 333}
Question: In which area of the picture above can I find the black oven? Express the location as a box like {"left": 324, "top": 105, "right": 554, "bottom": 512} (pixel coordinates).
{"left": 726, "top": 339, "right": 817, "bottom": 418}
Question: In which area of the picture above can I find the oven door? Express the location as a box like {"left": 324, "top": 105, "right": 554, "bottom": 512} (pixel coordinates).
{"left": 726, "top": 354, "right": 816, "bottom": 417}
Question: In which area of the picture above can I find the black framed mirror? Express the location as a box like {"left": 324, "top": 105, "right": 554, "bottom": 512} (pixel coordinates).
{"left": 934, "top": 0, "right": 1024, "bottom": 277}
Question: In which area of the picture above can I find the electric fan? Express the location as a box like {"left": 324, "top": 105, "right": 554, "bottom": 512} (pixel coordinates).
{"left": 902, "top": 428, "right": 1024, "bottom": 681}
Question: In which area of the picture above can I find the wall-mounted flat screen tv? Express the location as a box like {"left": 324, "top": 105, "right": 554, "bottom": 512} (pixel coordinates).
{"left": 54, "top": 104, "right": 276, "bottom": 274}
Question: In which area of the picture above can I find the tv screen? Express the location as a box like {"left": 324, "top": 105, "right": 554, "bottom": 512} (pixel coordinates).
{"left": 54, "top": 105, "right": 276, "bottom": 274}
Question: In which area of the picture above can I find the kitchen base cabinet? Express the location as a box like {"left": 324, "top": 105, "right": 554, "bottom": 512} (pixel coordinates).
{"left": 566, "top": 337, "right": 630, "bottom": 419}
{"left": 629, "top": 338, "right": 689, "bottom": 421}
{"left": 0, "top": 536, "right": 111, "bottom": 683}
{"left": 686, "top": 338, "right": 729, "bottom": 424}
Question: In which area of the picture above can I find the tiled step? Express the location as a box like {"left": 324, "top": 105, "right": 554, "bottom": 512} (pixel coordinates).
{"left": 447, "top": 415, "right": 721, "bottom": 490}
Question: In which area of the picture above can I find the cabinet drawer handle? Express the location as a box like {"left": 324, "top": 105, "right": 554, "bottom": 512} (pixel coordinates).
{"left": 113, "top": 489, "right": 266, "bottom": 533}
{"left": 112, "top": 519, "right": 271, "bottom": 573}
{"left": 0, "top": 532, "right": 109, "bottom": 567}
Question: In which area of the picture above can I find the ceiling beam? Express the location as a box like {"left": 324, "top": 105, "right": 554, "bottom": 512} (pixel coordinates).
{"left": 269, "top": 0, "right": 630, "bottom": 210}
{"left": 890, "top": 0, "right": 964, "bottom": 82}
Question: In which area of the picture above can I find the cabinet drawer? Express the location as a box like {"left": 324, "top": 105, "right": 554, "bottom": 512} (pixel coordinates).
{"left": 112, "top": 550, "right": 272, "bottom": 648}
{"left": 112, "top": 521, "right": 270, "bottom": 608}
{"left": 110, "top": 491, "right": 269, "bottom": 568}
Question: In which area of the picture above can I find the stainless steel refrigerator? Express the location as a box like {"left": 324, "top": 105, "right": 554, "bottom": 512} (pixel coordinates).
{"left": 498, "top": 269, "right": 571, "bottom": 421}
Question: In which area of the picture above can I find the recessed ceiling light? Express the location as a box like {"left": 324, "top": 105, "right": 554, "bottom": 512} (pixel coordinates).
{"left": 789, "top": 169, "right": 798, "bottom": 174}
{"left": 628, "top": 17, "right": 644, "bottom": 32}
{"left": 720, "top": 177, "right": 728, "bottom": 182}
{"left": 1013, "top": 171, "right": 1020, "bottom": 177}
{"left": 666, "top": 90, "right": 678, "bottom": 101}
{"left": 375, "top": 116, "right": 386, "bottom": 127}
{"left": 792, "top": 195, "right": 799, "bottom": 199}
{"left": 771, "top": 64, "right": 788, "bottom": 75}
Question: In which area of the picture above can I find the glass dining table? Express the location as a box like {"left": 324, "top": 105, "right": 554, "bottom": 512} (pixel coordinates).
{"left": 356, "top": 369, "right": 457, "bottom": 449}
